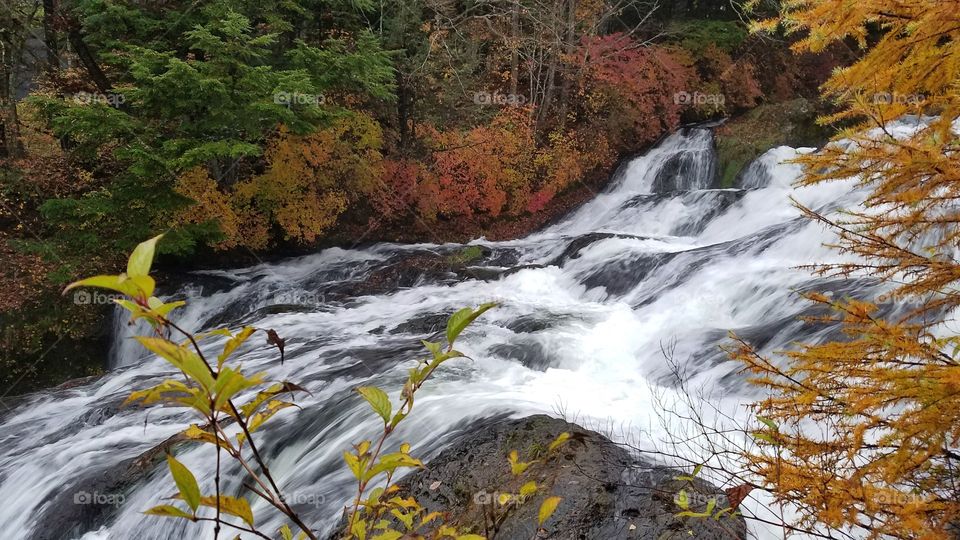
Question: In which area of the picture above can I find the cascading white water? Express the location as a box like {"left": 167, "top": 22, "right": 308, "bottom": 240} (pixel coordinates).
{"left": 0, "top": 123, "right": 927, "bottom": 540}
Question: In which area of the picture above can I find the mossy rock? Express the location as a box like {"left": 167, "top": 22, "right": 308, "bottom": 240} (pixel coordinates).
{"left": 714, "top": 98, "right": 835, "bottom": 188}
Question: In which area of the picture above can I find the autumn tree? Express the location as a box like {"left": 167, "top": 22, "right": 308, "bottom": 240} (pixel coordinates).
{"left": 730, "top": 1, "right": 960, "bottom": 538}
{"left": 24, "top": 0, "right": 394, "bottom": 256}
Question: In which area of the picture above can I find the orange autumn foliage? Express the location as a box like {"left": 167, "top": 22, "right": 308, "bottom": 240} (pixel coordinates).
{"left": 420, "top": 107, "right": 536, "bottom": 219}
{"left": 172, "top": 166, "right": 251, "bottom": 249}
{"left": 173, "top": 113, "right": 385, "bottom": 250}
{"left": 375, "top": 109, "right": 613, "bottom": 222}
{"left": 731, "top": 1, "right": 960, "bottom": 538}
{"left": 236, "top": 114, "right": 383, "bottom": 245}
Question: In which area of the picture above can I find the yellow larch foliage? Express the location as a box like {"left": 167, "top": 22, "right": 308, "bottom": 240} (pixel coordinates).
{"left": 730, "top": 0, "right": 960, "bottom": 538}
{"left": 734, "top": 2, "right": 960, "bottom": 538}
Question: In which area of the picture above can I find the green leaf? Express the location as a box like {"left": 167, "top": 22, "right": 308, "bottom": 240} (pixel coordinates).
{"left": 356, "top": 386, "right": 391, "bottom": 423}
{"left": 148, "top": 298, "right": 186, "bottom": 318}
{"left": 246, "top": 400, "right": 295, "bottom": 433}
{"left": 144, "top": 504, "right": 195, "bottom": 520}
{"left": 166, "top": 454, "right": 201, "bottom": 512}
{"left": 362, "top": 452, "right": 424, "bottom": 482}
{"left": 127, "top": 234, "right": 163, "bottom": 277}
{"left": 508, "top": 450, "right": 535, "bottom": 476}
{"left": 676, "top": 489, "right": 690, "bottom": 510}
{"left": 676, "top": 510, "right": 711, "bottom": 518}
{"left": 344, "top": 451, "right": 362, "bottom": 479}
{"left": 713, "top": 506, "right": 736, "bottom": 520}
{"left": 279, "top": 524, "right": 294, "bottom": 540}
{"left": 218, "top": 327, "right": 257, "bottom": 367}
{"left": 753, "top": 431, "right": 776, "bottom": 444}
{"left": 213, "top": 367, "right": 262, "bottom": 411}
{"left": 136, "top": 337, "right": 215, "bottom": 392}
{"left": 182, "top": 424, "right": 230, "bottom": 449}
{"left": 757, "top": 416, "right": 778, "bottom": 431}
{"left": 64, "top": 274, "right": 156, "bottom": 299}
{"left": 519, "top": 481, "right": 538, "bottom": 498}
{"left": 239, "top": 381, "right": 307, "bottom": 418}
{"left": 445, "top": 302, "right": 497, "bottom": 346}
{"left": 351, "top": 516, "right": 369, "bottom": 539}
{"left": 538, "top": 496, "right": 562, "bottom": 526}
{"left": 421, "top": 340, "right": 442, "bottom": 358}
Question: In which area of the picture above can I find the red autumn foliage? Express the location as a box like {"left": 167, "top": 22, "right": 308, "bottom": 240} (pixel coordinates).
{"left": 419, "top": 108, "right": 536, "bottom": 219}
{"left": 577, "top": 34, "right": 695, "bottom": 148}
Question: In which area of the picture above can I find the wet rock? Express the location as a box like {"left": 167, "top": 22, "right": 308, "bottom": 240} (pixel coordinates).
{"left": 505, "top": 315, "right": 556, "bottom": 334}
{"left": 397, "top": 415, "right": 746, "bottom": 540}
{"left": 650, "top": 129, "right": 718, "bottom": 193}
{"left": 549, "top": 233, "right": 652, "bottom": 266}
{"left": 344, "top": 252, "right": 459, "bottom": 296}
{"left": 388, "top": 313, "right": 449, "bottom": 336}
{"left": 489, "top": 341, "right": 552, "bottom": 371}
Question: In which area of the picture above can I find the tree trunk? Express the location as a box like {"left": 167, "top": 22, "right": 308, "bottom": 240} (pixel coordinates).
{"left": 0, "top": 26, "right": 24, "bottom": 159}
{"left": 556, "top": 0, "right": 576, "bottom": 128}
{"left": 510, "top": 1, "right": 519, "bottom": 97}
{"left": 67, "top": 27, "right": 111, "bottom": 94}
{"left": 42, "top": 0, "right": 59, "bottom": 71}
{"left": 397, "top": 69, "right": 411, "bottom": 151}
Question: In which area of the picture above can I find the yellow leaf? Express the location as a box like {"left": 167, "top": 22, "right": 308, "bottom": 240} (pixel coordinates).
{"left": 144, "top": 504, "right": 195, "bottom": 520}
{"left": 538, "top": 496, "right": 562, "bottom": 526}
{"left": 127, "top": 234, "right": 163, "bottom": 277}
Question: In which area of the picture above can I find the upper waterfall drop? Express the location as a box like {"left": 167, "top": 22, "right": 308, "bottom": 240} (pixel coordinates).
{"left": 535, "top": 127, "right": 719, "bottom": 240}
{"left": 612, "top": 128, "right": 717, "bottom": 194}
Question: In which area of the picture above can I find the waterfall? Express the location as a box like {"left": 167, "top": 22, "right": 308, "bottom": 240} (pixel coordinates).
{"left": 0, "top": 126, "right": 904, "bottom": 539}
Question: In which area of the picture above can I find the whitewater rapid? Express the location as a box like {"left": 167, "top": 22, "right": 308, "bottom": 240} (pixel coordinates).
{"left": 0, "top": 122, "right": 925, "bottom": 539}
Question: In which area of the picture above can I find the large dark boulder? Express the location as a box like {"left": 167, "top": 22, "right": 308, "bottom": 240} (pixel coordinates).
{"left": 397, "top": 415, "right": 746, "bottom": 540}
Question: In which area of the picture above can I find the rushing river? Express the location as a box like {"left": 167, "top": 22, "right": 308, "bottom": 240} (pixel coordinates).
{"left": 0, "top": 122, "right": 927, "bottom": 539}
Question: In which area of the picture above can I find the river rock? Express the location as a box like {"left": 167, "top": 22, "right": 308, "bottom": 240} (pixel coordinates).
{"left": 396, "top": 414, "right": 746, "bottom": 539}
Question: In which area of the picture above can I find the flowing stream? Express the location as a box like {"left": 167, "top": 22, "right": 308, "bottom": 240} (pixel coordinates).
{"left": 0, "top": 122, "right": 928, "bottom": 539}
